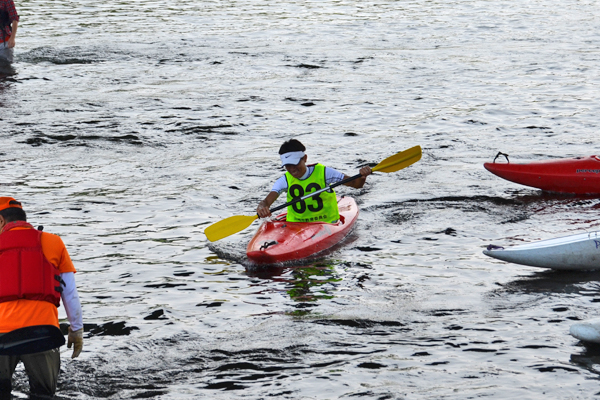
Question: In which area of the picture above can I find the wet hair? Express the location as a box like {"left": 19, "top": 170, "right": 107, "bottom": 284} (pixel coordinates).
{"left": 0, "top": 206, "right": 27, "bottom": 223}
{"left": 279, "top": 139, "right": 306, "bottom": 155}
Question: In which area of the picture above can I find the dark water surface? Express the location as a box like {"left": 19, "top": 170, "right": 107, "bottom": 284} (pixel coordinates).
{"left": 2, "top": 0, "right": 600, "bottom": 398}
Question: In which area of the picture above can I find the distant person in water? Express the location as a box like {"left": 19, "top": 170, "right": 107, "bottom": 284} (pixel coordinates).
{"left": 257, "top": 139, "right": 372, "bottom": 223}
{"left": 0, "top": 0, "right": 18, "bottom": 63}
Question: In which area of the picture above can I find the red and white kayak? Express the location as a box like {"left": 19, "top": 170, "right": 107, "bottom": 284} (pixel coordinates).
{"left": 246, "top": 196, "right": 358, "bottom": 265}
{"left": 484, "top": 154, "right": 600, "bottom": 194}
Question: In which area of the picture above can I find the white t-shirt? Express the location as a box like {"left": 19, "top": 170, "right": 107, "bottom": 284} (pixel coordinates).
{"left": 271, "top": 165, "right": 345, "bottom": 194}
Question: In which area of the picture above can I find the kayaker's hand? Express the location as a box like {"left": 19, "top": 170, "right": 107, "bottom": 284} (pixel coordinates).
{"left": 68, "top": 326, "right": 83, "bottom": 359}
{"left": 257, "top": 201, "right": 271, "bottom": 219}
{"left": 360, "top": 166, "right": 372, "bottom": 177}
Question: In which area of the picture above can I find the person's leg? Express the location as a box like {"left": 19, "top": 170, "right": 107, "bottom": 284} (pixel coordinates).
{"left": 0, "top": 45, "right": 13, "bottom": 63}
{"left": 21, "top": 348, "right": 60, "bottom": 397}
{"left": 0, "top": 355, "right": 20, "bottom": 398}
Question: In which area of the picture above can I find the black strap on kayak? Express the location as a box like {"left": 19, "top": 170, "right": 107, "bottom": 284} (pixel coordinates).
{"left": 493, "top": 152, "right": 510, "bottom": 163}
{"left": 260, "top": 241, "right": 277, "bottom": 251}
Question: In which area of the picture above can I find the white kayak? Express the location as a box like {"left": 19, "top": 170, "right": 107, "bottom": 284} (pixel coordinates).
{"left": 483, "top": 231, "right": 600, "bottom": 270}
{"left": 570, "top": 318, "right": 600, "bottom": 344}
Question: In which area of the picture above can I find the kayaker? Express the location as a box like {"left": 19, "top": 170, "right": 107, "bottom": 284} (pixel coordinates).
{"left": 0, "top": 197, "right": 83, "bottom": 398}
{"left": 257, "top": 139, "right": 372, "bottom": 222}
{"left": 0, "top": 0, "right": 18, "bottom": 63}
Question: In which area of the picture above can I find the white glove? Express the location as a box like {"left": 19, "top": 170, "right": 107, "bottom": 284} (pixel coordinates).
{"left": 67, "top": 327, "right": 83, "bottom": 359}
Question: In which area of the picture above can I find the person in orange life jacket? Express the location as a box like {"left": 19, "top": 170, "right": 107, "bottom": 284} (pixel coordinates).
{"left": 0, "top": 197, "right": 83, "bottom": 398}
{"left": 257, "top": 139, "right": 372, "bottom": 222}
{"left": 0, "top": 0, "right": 19, "bottom": 63}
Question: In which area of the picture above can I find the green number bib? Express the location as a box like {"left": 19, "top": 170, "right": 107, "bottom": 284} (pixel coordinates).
{"left": 285, "top": 164, "right": 340, "bottom": 223}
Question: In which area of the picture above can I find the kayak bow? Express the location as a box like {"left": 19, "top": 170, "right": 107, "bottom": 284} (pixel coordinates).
{"left": 246, "top": 196, "right": 358, "bottom": 264}
{"left": 483, "top": 231, "right": 600, "bottom": 270}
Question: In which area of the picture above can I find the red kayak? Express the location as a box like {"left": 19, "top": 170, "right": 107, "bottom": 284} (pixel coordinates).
{"left": 246, "top": 196, "right": 359, "bottom": 265}
{"left": 484, "top": 153, "right": 600, "bottom": 194}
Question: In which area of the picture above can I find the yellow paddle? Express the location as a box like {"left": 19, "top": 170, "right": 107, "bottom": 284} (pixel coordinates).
{"left": 204, "top": 145, "right": 422, "bottom": 242}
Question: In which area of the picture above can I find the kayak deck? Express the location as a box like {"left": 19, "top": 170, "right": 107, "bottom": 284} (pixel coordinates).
{"left": 484, "top": 155, "right": 600, "bottom": 194}
{"left": 246, "top": 196, "right": 358, "bottom": 265}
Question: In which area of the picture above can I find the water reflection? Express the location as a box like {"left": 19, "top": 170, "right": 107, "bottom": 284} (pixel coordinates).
{"left": 246, "top": 261, "right": 343, "bottom": 307}
{"left": 492, "top": 270, "right": 600, "bottom": 296}
{"left": 570, "top": 343, "right": 600, "bottom": 376}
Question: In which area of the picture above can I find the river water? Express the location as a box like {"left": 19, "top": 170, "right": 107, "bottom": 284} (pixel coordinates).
{"left": 2, "top": 0, "right": 600, "bottom": 398}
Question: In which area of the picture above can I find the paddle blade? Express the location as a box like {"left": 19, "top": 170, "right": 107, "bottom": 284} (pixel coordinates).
{"left": 373, "top": 145, "right": 422, "bottom": 173}
{"left": 204, "top": 214, "right": 259, "bottom": 242}
{"left": 0, "top": 325, "right": 65, "bottom": 356}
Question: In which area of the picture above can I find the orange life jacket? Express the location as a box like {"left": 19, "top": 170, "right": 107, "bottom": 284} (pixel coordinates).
{"left": 0, "top": 221, "right": 63, "bottom": 306}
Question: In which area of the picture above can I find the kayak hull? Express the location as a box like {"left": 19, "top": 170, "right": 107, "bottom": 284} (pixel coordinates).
{"left": 484, "top": 155, "right": 600, "bottom": 194}
{"left": 570, "top": 318, "right": 600, "bottom": 344}
{"left": 246, "top": 197, "right": 358, "bottom": 265}
{"left": 483, "top": 231, "right": 600, "bottom": 270}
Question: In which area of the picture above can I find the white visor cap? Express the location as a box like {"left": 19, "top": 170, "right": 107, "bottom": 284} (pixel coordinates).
{"left": 280, "top": 151, "right": 305, "bottom": 167}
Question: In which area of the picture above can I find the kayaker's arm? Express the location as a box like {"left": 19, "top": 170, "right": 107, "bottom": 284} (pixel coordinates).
{"left": 257, "top": 191, "right": 279, "bottom": 218}
{"left": 343, "top": 166, "right": 372, "bottom": 189}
